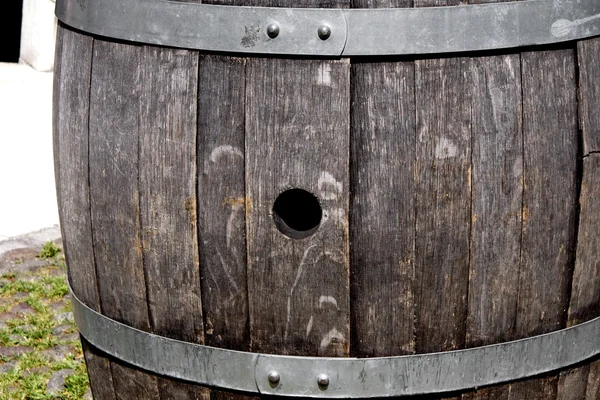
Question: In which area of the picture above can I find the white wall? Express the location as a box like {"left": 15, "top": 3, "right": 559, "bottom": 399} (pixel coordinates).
{"left": 0, "top": 0, "right": 59, "bottom": 241}
{"left": 0, "top": 63, "right": 58, "bottom": 240}
{"left": 20, "top": 0, "right": 57, "bottom": 71}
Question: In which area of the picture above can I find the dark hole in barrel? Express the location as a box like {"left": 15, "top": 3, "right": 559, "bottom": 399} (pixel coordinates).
{"left": 0, "top": 0, "right": 23, "bottom": 62}
{"left": 272, "top": 188, "right": 322, "bottom": 239}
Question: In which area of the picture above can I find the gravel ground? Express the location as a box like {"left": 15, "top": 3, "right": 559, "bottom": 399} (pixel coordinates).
{"left": 0, "top": 239, "right": 91, "bottom": 399}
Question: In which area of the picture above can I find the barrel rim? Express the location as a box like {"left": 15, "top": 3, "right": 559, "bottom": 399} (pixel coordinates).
{"left": 55, "top": 0, "right": 600, "bottom": 57}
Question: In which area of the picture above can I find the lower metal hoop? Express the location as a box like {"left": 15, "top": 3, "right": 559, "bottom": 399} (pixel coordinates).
{"left": 71, "top": 285, "right": 600, "bottom": 398}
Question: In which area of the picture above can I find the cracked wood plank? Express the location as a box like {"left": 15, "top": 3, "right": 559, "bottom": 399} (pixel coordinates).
{"left": 510, "top": 48, "right": 578, "bottom": 399}
{"left": 556, "top": 156, "right": 600, "bottom": 399}
{"left": 554, "top": 41, "right": 598, "bottom": 394}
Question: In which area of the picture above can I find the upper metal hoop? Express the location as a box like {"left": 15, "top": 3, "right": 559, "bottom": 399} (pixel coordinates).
{"left": 55, "top": 0, "right": 600, "bottom": 56}
{"left": 71, "top": 285, "right": 600, "bottom": 398}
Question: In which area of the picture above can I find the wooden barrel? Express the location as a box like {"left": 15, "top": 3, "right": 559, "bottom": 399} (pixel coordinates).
{"left": 53, "top": 0, "right": 600, "bottom": 397}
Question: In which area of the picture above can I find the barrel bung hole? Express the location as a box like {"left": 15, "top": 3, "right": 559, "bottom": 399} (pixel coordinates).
{"left": 272, "top": 188, "right": 322, "bottom": 239}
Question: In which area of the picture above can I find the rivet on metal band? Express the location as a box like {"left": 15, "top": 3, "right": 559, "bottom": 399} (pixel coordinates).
{"left": 70, "top": 285, "right": 600, "bottom": 398}
{"left": 266, "top": 23, "right": 280, "bottom": 39}
{"left": 55, "top": 0, "right": 600, "bottom": 56}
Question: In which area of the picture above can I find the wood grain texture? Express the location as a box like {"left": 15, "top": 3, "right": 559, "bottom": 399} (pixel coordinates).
{"left": 464, "top": 12, "right": 522, "bottom": 400}
{"left": 196, "top": 55, "right": 253, "bottom": 400}
{"left": 586, "top": 360, "right": 600, "bottom": 399}
{"left": 197, "top": 55, "right": 249, "bottom": 351}
{"left": 509, "top": 378, "right": 558, "bottom": 400}
{"left": 191, "top": 2, "right": 253, "bottom": 400}
{"left": 466, "top": 54, "right": 522, "bottom": 348}
{"left": 139, "top": 45, "right": 203, "bottom": 344}
{"left": 109, "top": 363, "right": 159, "bottom": 400}
{"left": 413, "top": 55, "right": 471, "bottom": 353}
{"left": 138, "top": 45, "right": 208, "bottom": 399}
{"left": 199, "top": 0, "right": 255, "bottom": 396}
{"left": 349, "top": 61, "right": 416, "bottom": 357}
{"left": 463, "top": 50, "right": 521, "bottom": 400}
{"left": 462, "top": 386, "right": 509, "bottom": 400}
{"left": 578, "top": 37, "right": 600, "bottom": 154}
{"left": 557, "top": 154, "right": 600, "bottom": 399}
{"left": 517, "top": 48, "right": 578, "bottom": 337}
{"left": 197, "top": 3, "right": 253, "bottom": 399}
{"left": 54, "top": 26, "right": 98, "bottom": 315}
{"left": 54, "top": 25, "right": 117, "bottom": 400}
{"left": 81, "top": 339, "right": 117, "bottom": 400}
{"left": 89, "top": 39, "right": 150, "bottom": 330}
{"left": 565, "top": 155, "right": 600, "bottom": 329}
{"left": 349, "top": 0, "right": 415, "bottom": 360}
{"left": 512, "top": 48, "right": 578, "bottom": 398}
{"left": 88, "top": 38, "right": 160, "bottom": 400}
{"left": 245, "top": 57, "right": 351, "bottom": 356}
{"left": 556, "top": 366, "right": 590, "bottom": 400}
{"left": 242, "top": 0, "right": 352, "bottom": 363}
{"left": 157, "top": 378, "right": 210, "bottom": 400}
{"left": 413, "top": 0, "right": 471, "bottom": 359}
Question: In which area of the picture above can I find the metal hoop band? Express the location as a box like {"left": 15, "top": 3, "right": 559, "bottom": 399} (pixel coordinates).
{"left": 71, "top": 285, "right": 600, "bottom": 398}
{"left": 55, "top": 0, "right": 600, "bottom": 56}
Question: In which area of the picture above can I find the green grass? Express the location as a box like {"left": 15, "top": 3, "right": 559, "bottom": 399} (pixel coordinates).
{"left": 0, "top": 243, "right": 89, "bottom": 399}
{"left": 38, "top": 243, "right": 61, "bottom": 261}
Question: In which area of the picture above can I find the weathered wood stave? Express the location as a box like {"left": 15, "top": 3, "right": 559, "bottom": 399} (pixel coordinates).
{"left": 54, "top": 3, "right": 600, "bottom": 398}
